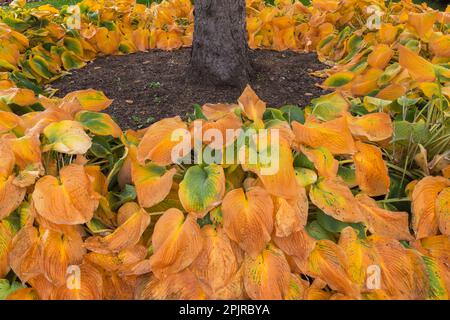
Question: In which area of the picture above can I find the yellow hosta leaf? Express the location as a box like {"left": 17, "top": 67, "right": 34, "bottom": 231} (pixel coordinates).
{"left": 323, "top": 71, "right": 354, "bottom": 88}
{"left": 243, "top": 244, "right": 290, "bottom": 300}
{"left": 75, "top": 111, "right": 122, "bottom": 138}
{"left": 353, "top": 142, "right": 390, "bottom": 197}
{"left": 84, "top": 204, "right": 151, "bottom": 254}
{"left": 411, "top": 176, "right": 450, "bottom": 239}
{"left": 149, "top": 209, "right": 203, "bottom": 278}
{"left": 292, "top": 116, "right": 356, "bottom": 155}
{"left": 43, "top": 120, "right": 92, "bottom": 155}
{"left": 95, "top": 27, "right": 120, "bottom": 55}
{"left": 378, "top": 23, "right": 398, "bottom": 44}
{"left": 222, "top": 187, "right": 273, "bottom": 258}
{"left": 32, "top": 164, "right": 100, "bottom": 225}
{"left": 310, "top": 179, "right": 363, "bottom": 223}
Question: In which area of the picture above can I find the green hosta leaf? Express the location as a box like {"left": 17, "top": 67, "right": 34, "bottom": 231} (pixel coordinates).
{"left": 295, "top": 167, "right": 318, "bottom": 187}
{"left": 316, "top": 211, "right": 366, "bottom": 238}
{"left": 178, "top": 164, "right": 225, "bottom": 216}
{"left": 280, "top": 105, "right": 304, "bottom": 124}
{"left": 76, "top": 111, "right": 121, "bottom": 137}
{"left": 312, "top": 91, "right": 349, "bottom": 121}
{"left": 306, "top": 220, "right": 336, "bottom": 241}
{"left": 0, "top": 279, "right": 25, "bottom": 300}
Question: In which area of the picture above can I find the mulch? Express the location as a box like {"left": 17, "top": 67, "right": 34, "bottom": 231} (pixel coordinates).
{"left": 51, "top": 48, "right": 329, "bottom": 130}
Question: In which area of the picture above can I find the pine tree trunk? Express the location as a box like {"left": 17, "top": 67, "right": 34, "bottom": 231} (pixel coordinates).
{"left": 190, "top": 0, "right": 253, "bottom": 88}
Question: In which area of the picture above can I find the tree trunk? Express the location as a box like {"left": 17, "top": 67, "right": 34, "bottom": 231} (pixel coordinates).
{"left": 190, "top": 0, "right": 253, "bottom": 88}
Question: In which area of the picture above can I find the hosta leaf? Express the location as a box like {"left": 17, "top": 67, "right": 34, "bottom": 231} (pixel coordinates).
{"left": 179, "top": 164, "right": 225, "bottom": 218}
{"left": 131, "top": 157, "right": 176, "bottom": 209}
{"left": 353, "top": 142, "right": 390, "bottom": 197}
{"left": 311, "top": 91, "right": 349, "bottom": 121}
{"left": 323, "top": 71, "right": 354, "bottom": 88}
{"left": 0, "top": 279, "right": 25, "bottom": 300}
{"left": 243, "top": 244, "right": 290, "bottom": 300}
{"left": 300, "top": 146, "right": 338, "bottom": 179}
{"left": 411, "top": 176, "right": 450, "bottom": 239}
{"left": 32, "top": 164, "right": 100, "bottom": 225}
{"left": 75, "top": 111, "right": 121, "bottom": 138}
{"left": 137, "top": 116, "right": 190, "bottom": 166}
{"left": 238, "top": 85, "right": 266, "bottom": 123}
{"left": 348, "top": 112, "right": 393, "bottom": 142}
{"left": 43, "top": 120, "right": 92, "bottom": 154}
{"left": 399, "top": 45, "right": 436, "bottom": 82}
{"left": 222, "top": 187, "right": 273, "bottom": 258}
{"left": 149, "top": 209, "right": 203, "bottom": 278}
{"left": 63, "top": 89, "right": 112, "bottom": 112}
{"left": 84, "top": 203, "right": 150, "bottom": 254}
{"left": 292, "top": 117, "right": 356, "bottom": 155}
{"left": 310, "top": 179, "right": 363, "bottom": 223}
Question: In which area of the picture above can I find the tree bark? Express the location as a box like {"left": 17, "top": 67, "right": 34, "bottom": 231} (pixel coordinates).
{"left": 190, "top": 0, "right": 253, "bottom": 88}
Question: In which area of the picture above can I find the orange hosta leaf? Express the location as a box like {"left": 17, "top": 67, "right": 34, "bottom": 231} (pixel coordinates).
{"left": 9, "top": 134, "right": 42, "bottom": 170}
{"left": 136, "top": 270, "right": 206, "bottom": 300}
{"left": 356, "top": 194, "right": 413, "bottom": 240}
{"left": 347, "top": 112, "right": 393, "bottom": 142}
{"left": 32, "top": 164, "right": 100, "bottom": 225}
{"left": 376, "top": 84, "right": 407, "bottom": 101}
{"left": 408, "top": 12, "right": 436, "bottom": 41}
{"left": 418, "top": 235, "right": 450, "bottom": 265}
{"left": 284, "top": 273, "right": 309, "bottom": 300}
{"left": 367, "top": 44, "right": 394, "bottom": 69}
{"left": 0, "top": 175, "right": 26, "bottom": 220}
{"left": 201, "top": 103, "right": 238, "bottom": 121}
{"left": 0, "top": 110, "right": 22, "bottom": 133}
{"left": 310, "top": 179, "right": 363, "bottom": 223}
{"left": 308, "top": 240, "right": 359, "bottom": 298}
{"left": 368, "top": 236, "right": 429, "bottom": 299}
{"left": 273, "top": 229, "right": 316, "bottom": 274}
{"left": 243, "top": 135, "right": 298, "bottom": 198}
{"left": 190, "top": 226, "right": 239, "bottom": 295}
{"left": 62, "top": 89, "right": 112, "bottom": 112}
{"left": 84, "top": 204, "right": 150, "bottom": 254}
{"left": 351, "top": 68, "right": 383, "bottom": 96}
{"left": 131, "top": 159, "right": 176, "bottom": 209}
{"left": 412, "top": 176, "right": 450, "bottom": 239}
{"left": 6, "top": 288, "right": 39, "bottom": 300}
{"left": 51, "top": 263, "right": 103, "bottom": 300}
{"left": 353, "top": 142, "right": 390, "bottom": 197}
{"left": 9, "top": 226, "right": 41, "bottom": 283}
{"left": 274, "top": 186, "right": 308, "bottom": 237}
{"left": 429, "top": 33, "right": 450, "bottom": 58}
{"left": 378, "top": 23, "right": 398, "bottom": 44}
{"left": 149, "top": 209, "right": 203, "bottom": 278}
{"left": 436, "top": 188, "right": 450, "bottom": 236}
{"left": 95, "top": 27, "right": 120, "bottom": 55}
{"left": 137, "top": 116, "right": 189, "bottom": 166}
{"left": 40, "top": 228, "right": 85, "bottom": 286}
{"left": 0, "top": 221, "right": 15, "bottom": 278}
{"left": 399, "top": 45, "right": 436, "bottom": 82}
{"left": 0, "top": 87, "right": 37, "bottom": 106}
{"left": 300, "top": 146, "right": 338, "bottom": 179}
{"left": 179, "top": 164, "right": 225, "bottom": 218}
{"left": 292, "top": 117, "right": 356, "bottom": 155}
{"left": 222, "top": 187, "right": 273, "bottom": 257}
{"left": 243, "top": 244, "right": 290, "bottom": 300}
{"left": 238, "top": 85, "right": 266, "bottom": 123}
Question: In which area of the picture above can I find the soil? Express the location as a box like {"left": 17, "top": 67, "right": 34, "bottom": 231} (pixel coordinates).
{"left": 51, "top": 48, "right": 329, "bottom": 130}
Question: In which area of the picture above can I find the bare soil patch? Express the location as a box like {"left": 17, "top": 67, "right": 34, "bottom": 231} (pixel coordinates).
{"left": 52, "top": 48, "right": 328, "bottom": 130}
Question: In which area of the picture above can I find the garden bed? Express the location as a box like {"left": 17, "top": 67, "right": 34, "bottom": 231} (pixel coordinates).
{"left": 52, "top": 48, "right": 328, "bottom": 129}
